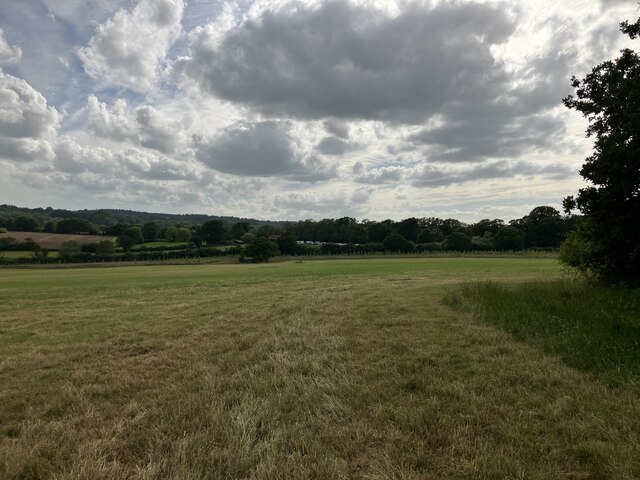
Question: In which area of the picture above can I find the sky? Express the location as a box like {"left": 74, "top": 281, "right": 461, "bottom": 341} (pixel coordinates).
{"left": 0, "top": 0, "right": 637, "bottom": 222}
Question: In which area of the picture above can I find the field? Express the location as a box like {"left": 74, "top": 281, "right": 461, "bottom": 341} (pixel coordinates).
{"left": 0, "top": 231, "right": 115, "bottom": 249}
{"left": 1, "top": 258, "right": 639, "bottom": 479}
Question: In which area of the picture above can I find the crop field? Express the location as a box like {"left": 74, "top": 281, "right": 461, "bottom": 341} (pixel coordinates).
{"left": 1, "top": 258, "right": 639, "bottom": 479}
{"left": 0, "top": 231, "right": 115, "bottom": 250}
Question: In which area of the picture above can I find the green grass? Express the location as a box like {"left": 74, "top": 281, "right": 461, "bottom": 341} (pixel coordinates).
{"left": 1, "top": 258, "right": 640, "bottom": 479}
{"left": 445, "top": 280, "right": 640, "bottom": 392}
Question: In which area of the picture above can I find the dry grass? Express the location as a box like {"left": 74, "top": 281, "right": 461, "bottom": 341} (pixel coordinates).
{"left": 1, "top": 258, "right": 639, "bottom": 479}
{"left": 0, "top": 231, "right": 115, "bottom": 250}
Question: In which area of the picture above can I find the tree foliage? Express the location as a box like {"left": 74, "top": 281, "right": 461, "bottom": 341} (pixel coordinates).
{"left": 242, "top": 237, "right": 279, "bottom": 263}
{"left": 561, "top": 18, "right": 640, "bottom": 283}
{"left": 202, "top": 220, "right": 228, "bottom": 244}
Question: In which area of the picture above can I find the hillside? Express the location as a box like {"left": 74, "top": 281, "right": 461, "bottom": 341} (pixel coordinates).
{"left": 0, "top": 205, "right": 285, "bottom": 229}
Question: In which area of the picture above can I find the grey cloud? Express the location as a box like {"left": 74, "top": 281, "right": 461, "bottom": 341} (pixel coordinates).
{"left": 316, "top": 136, "right": 361, "bottom": 156}
{"left": 323, "top": 119, "right": 349, "bottom": 139}
{"left": 408, "top": 114, "right": 565, "bottom": 163}
{"left": 195, "top": 120, "right": 336, "bottom": 181}
{"left": 411, "top": 160, "right": 574, "bottom": 188}
{"left": 176, "top": 0, "right": 516, "bottom": 124}
{"left": 136, "top": 106, "right": 178, "bottom": 154}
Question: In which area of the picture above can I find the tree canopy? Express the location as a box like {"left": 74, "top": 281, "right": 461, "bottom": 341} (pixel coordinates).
{"left": 561, "top": 18, "right": 640, "bottom": 284}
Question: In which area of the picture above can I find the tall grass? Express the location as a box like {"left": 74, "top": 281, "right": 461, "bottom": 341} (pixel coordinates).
{"left": 445, "top": 280, "right": 640, "bottom": 392}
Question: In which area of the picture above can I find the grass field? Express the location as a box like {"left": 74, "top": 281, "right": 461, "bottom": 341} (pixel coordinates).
{"left": 1, "top": 258, "right": 639, "bottom": 479}
{"left": 0, "top": 231, "right": 115, "bottom": 250}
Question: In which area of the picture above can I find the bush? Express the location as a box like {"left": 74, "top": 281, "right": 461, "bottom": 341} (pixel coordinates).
{"left": 383, "top": 233, "right": 415, "bottom": 253}
{"left": 59, "top": 241, "right": 82, "bottom": 259}
{"left": 242, "top": 237, "right": 279, "bottom": 263}
{"left": 444, "top": 232, "right": 472, "bottom": 251}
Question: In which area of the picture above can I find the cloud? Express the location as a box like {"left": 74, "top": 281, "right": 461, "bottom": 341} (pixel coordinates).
{"left": 0, "top": 70, "right": 59, "bottom": 162}
{"left": 407, "top": 113, "right": 566, "bottom": 163}
{"left": 355, "top": 166, "right": 404, "bottom": 184}
{"left": 175, "top": 0, "right": 517, "bottom": 124}
{"left": 78, "top": 0, "right": 184, "bottom": 92}
{"left": 54, "top": 136, "right": 198, "bottom": 181}
{"left": 316, "top": 136, "right": 361, "bottom": 156}
{"left": 323, "top": 119, "right": 349, "bottom": 139}
{"left": 273, "top": 187, "right": 372, "bottom": 218}
{"left": 85, "top": 95, "right": 183, "bottom": 154}
{"left": 0, "top": 28, "right": 21, "bottom": 64}
{"left": 411, "top": 160, "right": 574, "bottom": 188}
{"left": 195, "top": 120, "right": 336, "bottom": 181}
{"left": 54, "top": 137, "right": 115, "bottom": 174}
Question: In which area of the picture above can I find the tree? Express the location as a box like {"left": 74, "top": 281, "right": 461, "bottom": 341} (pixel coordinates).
{"left": 13, "top": 215, "right": 39, "bottom": 232}
{"left": 165, "top": 226, "right": 179, "bottom": 242}
{"left": 123, "top": 226, "right": 143, "bottom": 244}
{"left": 56, "top": 218, "right": 98, "bottom": 234}
{"left": 117, "top": 235, "right": 137, "bottom": 251}
{"left": 395, "top": 217, "right": 421, "bottom": 242}
{"left": 519, "top": 206, "right": 567, "bottom": 248}
{"left": 231, "top": 222, "right": 251, "bottom": 239}
{"left": 561, "top": 18, "right": 640, "bottom": 283}
{"left": 417, "top": 226, "right": 444, "bottom": 243}
{"left": 382, "top": 233, "right": 415, "bottom": 253}
{"left": 444, "top": 231, "right": 472, "bottom": 251}
{"left": 366, "top": 221, "right": 391, "bottom": 242}
{"left": 142, "top": 222, "right": 159, "bottom": 242}
{"left": 59, "top": 240, "right": 81, "bottom": 259}
{"left": 276, "top": 234, "right": 299, "bottom": 255}
{"left": 494, "top": 226, "right": 525, "bottom": 251}
{"left": 95, "top": 240, "right": 116, "bottom": 256}
{"left": 242, "top": 237, "right": 279, "bottom": 263}
{"left": 202, "top": 220, "right": 228, "bottom": 244}
{"left": 175, "top": 227, "right": 192, "bottom": 242}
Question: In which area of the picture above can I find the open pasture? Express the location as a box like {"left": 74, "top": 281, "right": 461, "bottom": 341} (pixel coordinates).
{"left": 1, "top": 258, "right": 639, "bottom": 479}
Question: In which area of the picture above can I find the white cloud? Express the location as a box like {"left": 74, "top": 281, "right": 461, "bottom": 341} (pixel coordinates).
{"left": 0, "top": 70, "right": 59, "bottom": 162}
{"left": 85, "top": 95, "right": 189, "bottom": 154}
{"left": 0, "top": 28, "right": 21, "bottom": 65}
{"left": 78, "top": 0, "right": 185, "bottom": 92}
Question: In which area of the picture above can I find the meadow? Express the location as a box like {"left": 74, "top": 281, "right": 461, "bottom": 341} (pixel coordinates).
{"left": 1, "top": 258, "right": 639, "bottom": 479}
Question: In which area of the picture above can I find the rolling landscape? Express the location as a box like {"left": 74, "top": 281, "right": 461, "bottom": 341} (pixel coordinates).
{"left": 1, "top": 1, "right": 639, "bottom": 479}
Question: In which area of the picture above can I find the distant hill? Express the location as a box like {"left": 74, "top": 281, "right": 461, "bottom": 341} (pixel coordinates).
{"left": 0, "top": 205, "right": 286, "bottom": 229}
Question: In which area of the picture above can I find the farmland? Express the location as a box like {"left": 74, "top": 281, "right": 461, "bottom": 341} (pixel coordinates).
{"left": 1, "top": 257, "right": 639, "bottom": 479}
{"left": 0, "top": 231, "right": 115, "bottom": 250}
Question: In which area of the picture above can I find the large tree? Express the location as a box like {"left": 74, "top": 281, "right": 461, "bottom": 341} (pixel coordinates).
{"left": 561, "top": 18, "right": 640, "bottom": 283}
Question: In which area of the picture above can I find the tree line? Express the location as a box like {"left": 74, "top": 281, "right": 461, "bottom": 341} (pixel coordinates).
{"left": 0, "top": 205, "right": 577, "bottom": 266}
